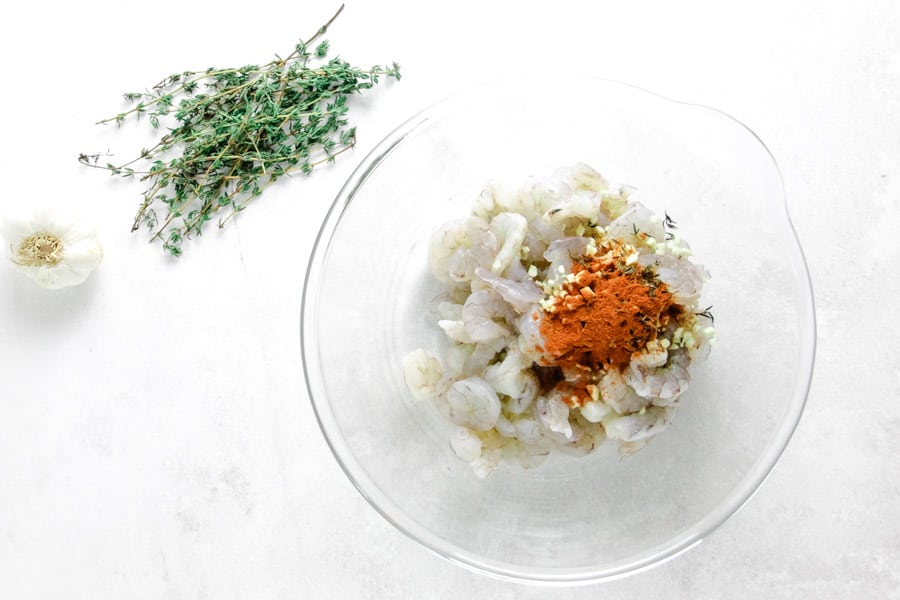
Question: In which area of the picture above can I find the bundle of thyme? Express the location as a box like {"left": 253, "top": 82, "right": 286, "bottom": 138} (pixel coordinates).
{"left": 79, "top": 5, "right": 400, "bottom": 256}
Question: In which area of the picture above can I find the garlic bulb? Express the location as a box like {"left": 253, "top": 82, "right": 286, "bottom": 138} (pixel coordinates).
{"left": 1, "top": 206, "right": 103, "bottom": 289}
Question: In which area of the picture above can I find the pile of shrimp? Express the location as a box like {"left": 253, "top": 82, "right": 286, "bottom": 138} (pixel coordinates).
{"left": 403, "top": 163, "right": 716, "bottom": 477}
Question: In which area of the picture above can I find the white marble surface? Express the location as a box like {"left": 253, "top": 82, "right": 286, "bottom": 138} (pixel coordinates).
{"left": 1, "top": 1, "right": 898, "bottom": 598}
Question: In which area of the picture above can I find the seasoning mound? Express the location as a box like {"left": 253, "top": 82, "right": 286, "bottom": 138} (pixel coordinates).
{"left": 540, "top": 240, "right": 678, "bottom": 372}
{"left": 403, "top": 163, "right": 716, "bottom": 478}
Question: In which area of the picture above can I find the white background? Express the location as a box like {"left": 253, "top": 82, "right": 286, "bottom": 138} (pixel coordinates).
{"left": 1, "top": 1, "right": 898, "bottom": 598}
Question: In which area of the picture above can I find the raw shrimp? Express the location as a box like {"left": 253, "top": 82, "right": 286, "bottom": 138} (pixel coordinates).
{"left": 555, "top": 418, "right": 605, "bottom": 456}
{"left": 484, "top": 349, "right": 539, "bottom": 411}
{"left": 449, "top": 426, "right": 483, "bottom": 461}
{"left": 462, "top": 336, "right": 510, "bottom": 376}
{"left": 472, "top": 179, "right": 523, "bottom": 220}
{"left": 435, "top": 300, "right": 463, "bottom": 321}
{"left": 530, "top": 219, "right": 568, "bottom": 254}
{"left": 444, "top": 336, "right": 509, "bottom": 377}
{"left": 512, "top": 417, "right": 546, "bottom": 445}
{"left": 461, "top": 289, "right": 515, "bottom": 343}
{"left": 429, "top": 216, "right": 498, "bottom": 283}
{"left": 606, "top": 201, "right": 666, "bottom": 244}
{"left": 475, "top": 267, "right": 543, "bottom": 314}
{"left": 489, "top": 212, "right": 529, "bottom": 275}
{"left": 552, "top": 162, "right": 610, "bottom": 193}
{"left": 655, "top": 257, "right": 709, "bottom": 305}
{"left": 402, "top": 349, "right": 447, "bottom": 401}
{"left": 604, "top": 405, "right": 674, "bottom": 443}
{"left": 580, "top": 399, "right": 612, "bottom": 423}
{"left": 437, "top": 289, "right": 513, "bottom": 346}
{"left": 626, "top": 348, "right": 691, "bottom": 402}
{"left": 536, "top": 394, "right": 574, "bottom": 440}
{"left": 544, "top": 189, "right": 603, "bottom": 225}
{"left": 514, "top": 308, "right": 545, "bottom": 363}
{"left": 599, "top": 367, "right": 650, "bottom": 415}
{"left": 446, "top": 377, "right": 502, "bottom": 431}
{"left": 543, "top": 237, "right": 594, "bottom": 283}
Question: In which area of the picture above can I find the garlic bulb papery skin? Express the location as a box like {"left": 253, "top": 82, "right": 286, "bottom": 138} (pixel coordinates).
{"left": 0, "top": 206, "right": 103, "bottom": 290}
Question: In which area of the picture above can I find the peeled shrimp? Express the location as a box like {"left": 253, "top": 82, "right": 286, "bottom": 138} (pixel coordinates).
{"left": 536, "top": 394, "right": 574, "bottom": 440}
{"left": 600, "top": 367, "right": 651, "bottom": 415}
{"left": 484, "top": 349, "right": 539, "bottom": 411}
{"left": 543, "top": 237, "right": 594, "bottom": 283}
{"left": 434, "top": 289, "right": 511, "bottom": 348}
{"left": 655, "top": 256, "right": 710, "bottom": 305}
{"left": 475, "top": 267, "right": 543, "bottom": 314}
{"left": 631, "top": 343, "right": 669, "bottom": 369}
{"left": 603, "top": 405, "right": 674, "bottom": 442}
{"left": 526, "top": 177, "right": 573, "bottom": 215}
{"left": 544, "top": 189, "right": 603, "bottom": 225}
{"left": 429, "top": 216, "right": 498, "bottom": 283}
{"left": 462, "top": 336, "right": 509, "bottom": 377}
{"left": 446, "top": 377, "right": 502, "bottom": 431}
{"left": 606, "top": 201, "right": 666, "bottom": 244}
{"left": 461, "top": 289, "right": 515, "bottom": 343}
{"left": 514, "top": 308, "right": 546, "bottom": 363}
{"left": 401, "top": 349, "right": 447, "bottom": 401}
{"left": 489, "top": 212, "right": 528, "bottom": 275}
{"left": 580, "top": 399, "right": 612, "bottom": 423}
{"left": 626, "top": 349, "right": 691, "bottom": 402}
{"left": 449, "top": 426, "right": 483, "bottom": 461}
{"left": 473, "top": 179, "right": 523, "bottom": 220}
{"left": 554, "top": 420, "right": 604, "bottom": 456}
{"left": 552, "top": 162, "right": 610, "bottom": 193}
{"left": 512, "top": 417, "right": 546, "bottom": 445}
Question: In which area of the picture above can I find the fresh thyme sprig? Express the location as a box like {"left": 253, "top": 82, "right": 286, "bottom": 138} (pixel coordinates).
{"left": 79, "top": 4, "right": 400, "bottom": 256}
{"left": 663, "top": 211, "right": 678, "bottom": 230}
{"left": 663, "top": 211, "right": 677, "bottom": 241}
{"left": 696, "top": 305, "right": 715, "bottom": 324}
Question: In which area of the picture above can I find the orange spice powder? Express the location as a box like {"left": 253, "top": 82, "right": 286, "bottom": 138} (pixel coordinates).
{"left": 538, "top": 249, "right": 677, "bottom": 374}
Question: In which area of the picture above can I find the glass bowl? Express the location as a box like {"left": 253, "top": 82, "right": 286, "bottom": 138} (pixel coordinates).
{"left": 301, "top": 78, "right": 816, "bottom": 584}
